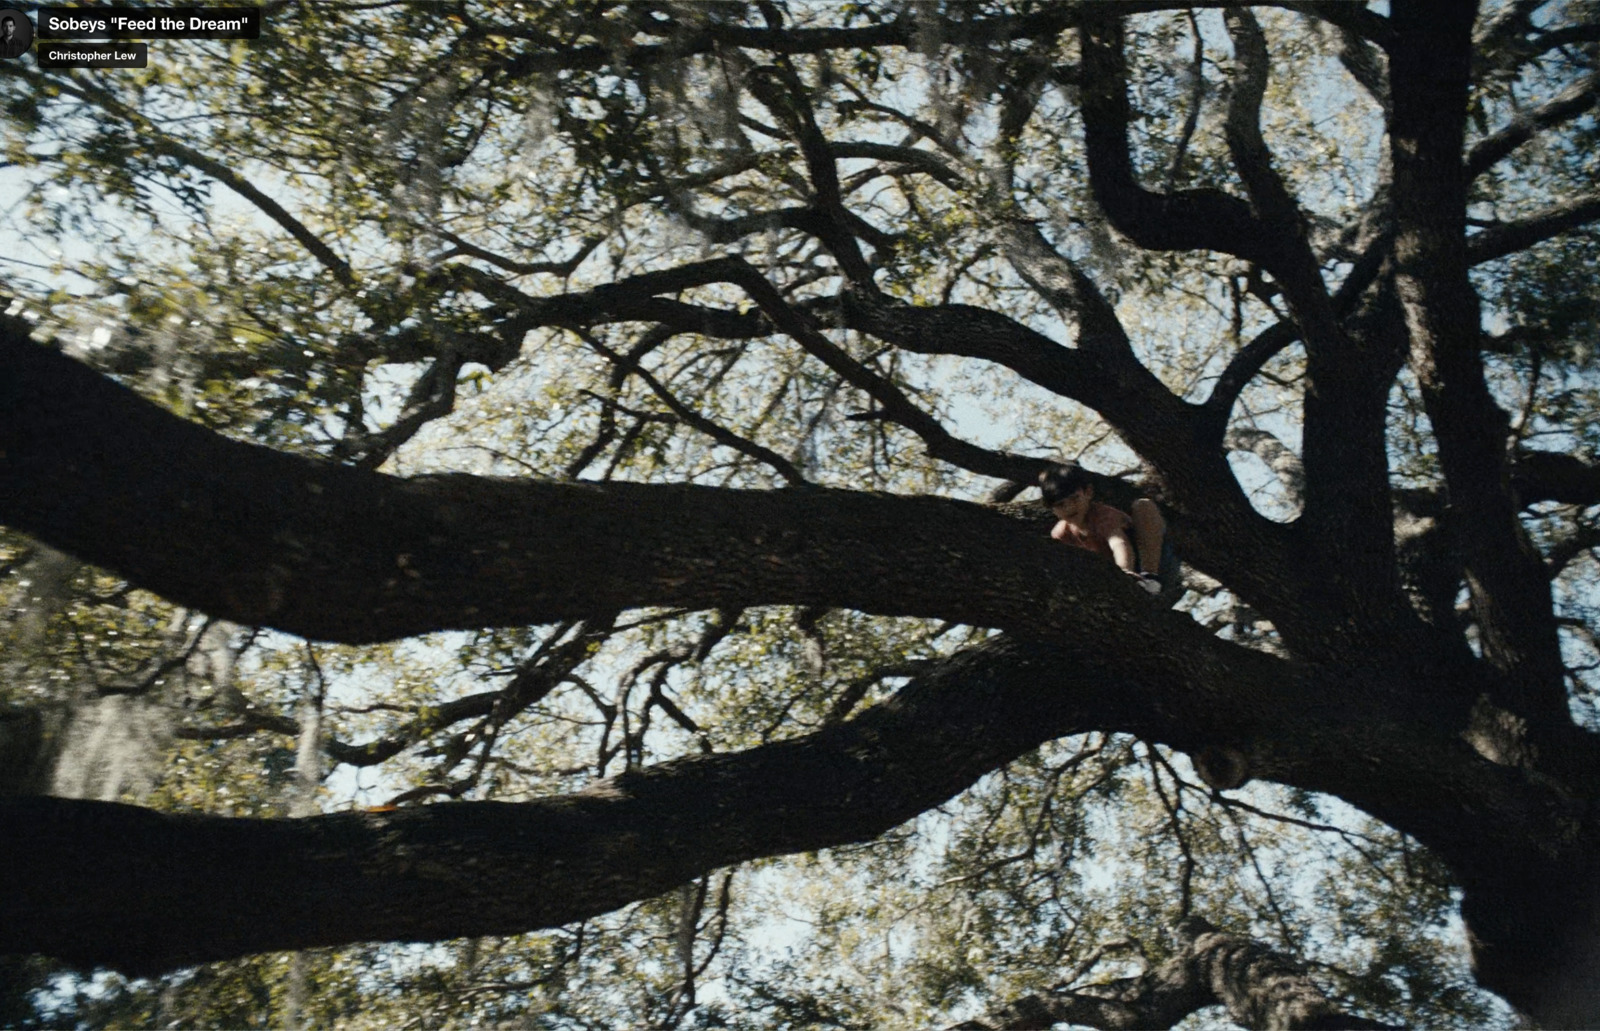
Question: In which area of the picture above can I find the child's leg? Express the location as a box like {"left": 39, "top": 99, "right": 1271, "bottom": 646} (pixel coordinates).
{"left": 1129, "top": 498, "right": 1166, "bottom": 574}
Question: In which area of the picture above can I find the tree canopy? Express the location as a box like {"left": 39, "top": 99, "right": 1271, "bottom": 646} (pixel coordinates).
{"left": 4, "top": 1, "right": 1600, "bottom": 1027}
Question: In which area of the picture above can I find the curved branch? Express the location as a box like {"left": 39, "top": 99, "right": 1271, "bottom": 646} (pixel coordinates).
{"left": 1219, "top": 7, "right": 1347, "bottom": 342}
{"left": 1467, "top": 191, "right": 1600, "bottom": 265}
{"left": 24, "top": 68, "right": 356, "bottom": 287}
{"left": 436, "top": 230, "right": 603, "bottom": 278}
{"left": 953, "top": 917, "right": 1398, "bottom": 1031}
{"left": 1077, "top": 12, "right": 1286, "bottom": 275}
{"left": 830, "top": 140, "right": 965, "bottom": 190}
{"left": 1273, "top": 3, "right": 1395, "bottom": 49}
{"left": 579, "top": 328, "right": 809, "bottom": 486}
{"left": 445, "top": 257, "right": 766, "bottom": 337}
{"left": 1222, "top": 8, "right": 1297, "bottom": 229}
{"left": 1203, "top": 320, "right": 1300, "bottom": 422}
{"left": 0, "top": 637, "right": 1179, "bottom": 975}
{"left": 1467, "top": 71, "right": 1600, "bottom": 181}
{"left": 339, "top": 352, "right": 464, "bottom": 469}
{"left": 1335, "top": 22, "right": 1391, "bottom": 116}
{"left": 0, "top": 326, "right": 1143, "bottom": 644}
{"left": 1, "top": 628, "right": 1584, "bottom": 987}
{"left": 177, "top": 689, "right": 500, "bottom": 768}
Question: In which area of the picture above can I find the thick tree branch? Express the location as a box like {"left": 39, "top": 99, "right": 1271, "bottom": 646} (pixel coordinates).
{"left": 1077, "top": 12, "right": 1287, "bottom": 276}
{"left": 1393, "top": 490, "right": 1463, "bottom": 631}
{"left": 1467, "top": 70, "right": 1600, "bottom": 180}
{"left": 1389, "top": 0, "right": 1569, "bottom": 730}
{"left": 0, "top": 637, "right": 1182, "bottom": 975}
{"left": 1219, "top": 7, "right": 1344, "bottom": 340}
{"left": 0, "top": 327, "right": 1149, "bottom": 645}
{"left": 1335, "top": 22, "right": 1391, "bottom": 116}
{"left": 1219, "top": 7, "right": 1403, "bottom": 626}
{"left": 997, "top": 222, "right": 1144, "bottom": 368}
{"left": 5, "top": 334, "right": 1598, "bottom": 1020}
{"left": 1222, "top": 9, "right": 1315, "bottom": 280}
{"left": 1, "top": 630, "right": 1586, "bottom": 988}
{"left": 839, "top": 284, "right": 1319, "bottom": 635}
{"left": 1543, "top": 522, "right": 1600, "bottom": 579}
{"left": 1512, "top": 450, "right": 1600, "bottom": 507}
{"left": 1466, "top": 191, "right": 1600, "bottom": 266}
{"left": 954, "top": 917, "right": 1397, "bottom": 1030}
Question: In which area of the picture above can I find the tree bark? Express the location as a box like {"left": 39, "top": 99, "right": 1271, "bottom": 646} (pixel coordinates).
{"left": 0, "top": 638, "right": 1115, "bottom": 974}
{"left": 1389, "top": 0, "right": 1569, "bottom": 737}
{"left": 6, "top": 325, "right": 1600, "bottom": 1020}
{"left": 0, "top": 328, "right": 1142, "bottom": 645}
{"left": 0, "top": 628, "right": 1587, "bottom": 1003}
{"left": 953, "top": 918, "right": 1398, "bottom": 1030}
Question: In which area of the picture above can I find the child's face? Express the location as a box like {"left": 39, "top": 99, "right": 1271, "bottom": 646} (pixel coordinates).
{"left": 1050, "top": 487, "right": 1091, "bottom": 521}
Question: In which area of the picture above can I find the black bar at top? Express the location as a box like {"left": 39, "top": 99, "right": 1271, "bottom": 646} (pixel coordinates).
{"left": 37, "top": 7, "right": 261, "bottom": 39}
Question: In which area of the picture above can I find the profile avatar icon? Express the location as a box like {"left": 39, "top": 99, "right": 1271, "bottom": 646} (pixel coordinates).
{"left": 0, "top": 10, "right": 33, "bottom": 59}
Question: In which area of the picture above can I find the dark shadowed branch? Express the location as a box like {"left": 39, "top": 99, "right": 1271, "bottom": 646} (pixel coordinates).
{"left": 952, "top": 917, "right": 1399, "bottom": 1030}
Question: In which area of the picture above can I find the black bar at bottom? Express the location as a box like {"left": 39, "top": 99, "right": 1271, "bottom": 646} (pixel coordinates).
{"left": 37, "top": 41, "right": 148, "bottom": 67}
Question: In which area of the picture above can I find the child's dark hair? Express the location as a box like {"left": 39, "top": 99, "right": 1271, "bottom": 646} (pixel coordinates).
{"left": 1037, "top": 462, "right": 1093, "bottom": 506}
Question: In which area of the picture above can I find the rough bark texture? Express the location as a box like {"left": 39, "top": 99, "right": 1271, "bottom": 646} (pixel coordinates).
{"left": 3, "top": 328, "right": 1599, "bottom": 1023}
{"left": 0, "top": 639, "right": 1130, "bottom": 974}
{"left": 3, "top": 281, "right": 1600, "bottom": 1024}
{"left": 953, "top": 918, "right": 1398, "bottom": 1030}
{"left": 0, "top": 331, "right": 1142, "bottom": 645}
